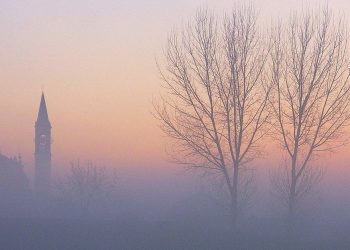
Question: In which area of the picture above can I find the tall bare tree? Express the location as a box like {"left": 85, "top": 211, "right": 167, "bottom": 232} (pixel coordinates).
{"left": 154, "top": 6, "right": 271, "bottom": 223}
{"left": 270, "top": 7, "right": 350, "bottom": 223}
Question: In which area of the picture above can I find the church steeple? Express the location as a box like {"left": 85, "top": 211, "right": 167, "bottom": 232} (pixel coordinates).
{"left": 37, "top": 92, "right": 50, "bottom": 124}
{"left": 35, "top": 92, "right": 52, "bottom": 198}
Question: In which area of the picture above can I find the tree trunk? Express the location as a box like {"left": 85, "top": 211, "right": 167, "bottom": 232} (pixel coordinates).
{"left": 231, "top": 164, "right": 239, "bottom": 224}
{"left": 288, "top": 176, "right": 297, "bottom": 231}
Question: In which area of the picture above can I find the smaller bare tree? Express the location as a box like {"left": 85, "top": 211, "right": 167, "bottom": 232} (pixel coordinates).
{"left": 269, "top": 7, "right": 350, "bottom": 225}
{"left": 55, "top": 161, "right": 118, "bottom": 216}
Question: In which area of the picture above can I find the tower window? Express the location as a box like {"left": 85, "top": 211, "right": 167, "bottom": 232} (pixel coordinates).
{"left": 40, "top": 134, "right": 47, "bottom": 145}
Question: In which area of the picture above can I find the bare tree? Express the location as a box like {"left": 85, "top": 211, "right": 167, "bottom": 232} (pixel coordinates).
{"left": 154, "top": 6, "right": 271, "bottom": 223}
{"left": 269, "top": 7, "right": 350, "bottom": 223}
{"left": 55, "top": 161, "right": 118, "bottom": 216}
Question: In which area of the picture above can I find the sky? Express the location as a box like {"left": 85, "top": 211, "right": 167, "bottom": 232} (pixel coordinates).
{"left": 1, "top": 0, "right": 350, "bottom": 181}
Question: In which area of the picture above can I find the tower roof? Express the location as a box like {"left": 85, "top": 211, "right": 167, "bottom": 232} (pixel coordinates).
{"left": 37, "top": 92, "right": 50, "bottom": 123}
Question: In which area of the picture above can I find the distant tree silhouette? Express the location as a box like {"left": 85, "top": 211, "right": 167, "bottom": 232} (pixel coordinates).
{"left": 269, "top": 6, "right": 350, "bottom": 226}
{"left": 154, "top": 6, "right": 271, "bottom": 224}
{"left": 54, "top": 161, "right": 118, "bottom": 216}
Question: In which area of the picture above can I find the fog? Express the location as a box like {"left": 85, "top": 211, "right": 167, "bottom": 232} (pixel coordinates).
{"left": 1, "top": 157, "right": 350, "bottom": 249}
{"left": 2, "top": 0, "right": 350, "bottom": 249}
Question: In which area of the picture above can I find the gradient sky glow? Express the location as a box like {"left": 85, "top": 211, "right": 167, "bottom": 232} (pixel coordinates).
{"left": 1, "top": 0, "right": 350, "bottom": 179}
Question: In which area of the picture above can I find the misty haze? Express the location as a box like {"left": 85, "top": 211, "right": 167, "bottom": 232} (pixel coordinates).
{"left": 2, "top": 0, "right": 350, "bottom": 249}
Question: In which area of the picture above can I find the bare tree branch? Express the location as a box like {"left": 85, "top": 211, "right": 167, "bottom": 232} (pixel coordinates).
{"left": 269, "top": 6, "right": 350, "bottom": 223}
{"left": 154, "top": 6, "right": 271, "bottom": 223}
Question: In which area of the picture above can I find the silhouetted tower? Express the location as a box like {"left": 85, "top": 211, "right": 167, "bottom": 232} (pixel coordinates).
{"left": 35, "top": 92, "right": 52, "bottom": 198}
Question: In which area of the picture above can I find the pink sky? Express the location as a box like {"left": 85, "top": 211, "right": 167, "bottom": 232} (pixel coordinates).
{"left": 0, "top": 0, "right": 350, "bottom": 179}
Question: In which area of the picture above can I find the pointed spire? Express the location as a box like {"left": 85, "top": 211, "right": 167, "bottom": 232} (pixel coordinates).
{"left": 37, "top": 92, "right": 50, "bottom": 122}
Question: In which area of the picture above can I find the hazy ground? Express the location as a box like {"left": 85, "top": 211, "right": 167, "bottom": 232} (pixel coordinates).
{"left": 1, "top": 215, "right": 350, "bottom": 250}
{"left": 1, "top": 167, "right": 350, "bottom": 249}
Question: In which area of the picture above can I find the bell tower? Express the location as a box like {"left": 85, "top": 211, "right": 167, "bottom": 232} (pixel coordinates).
{"left": 35, "top": 92, "right": 52, "bottom": 198}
